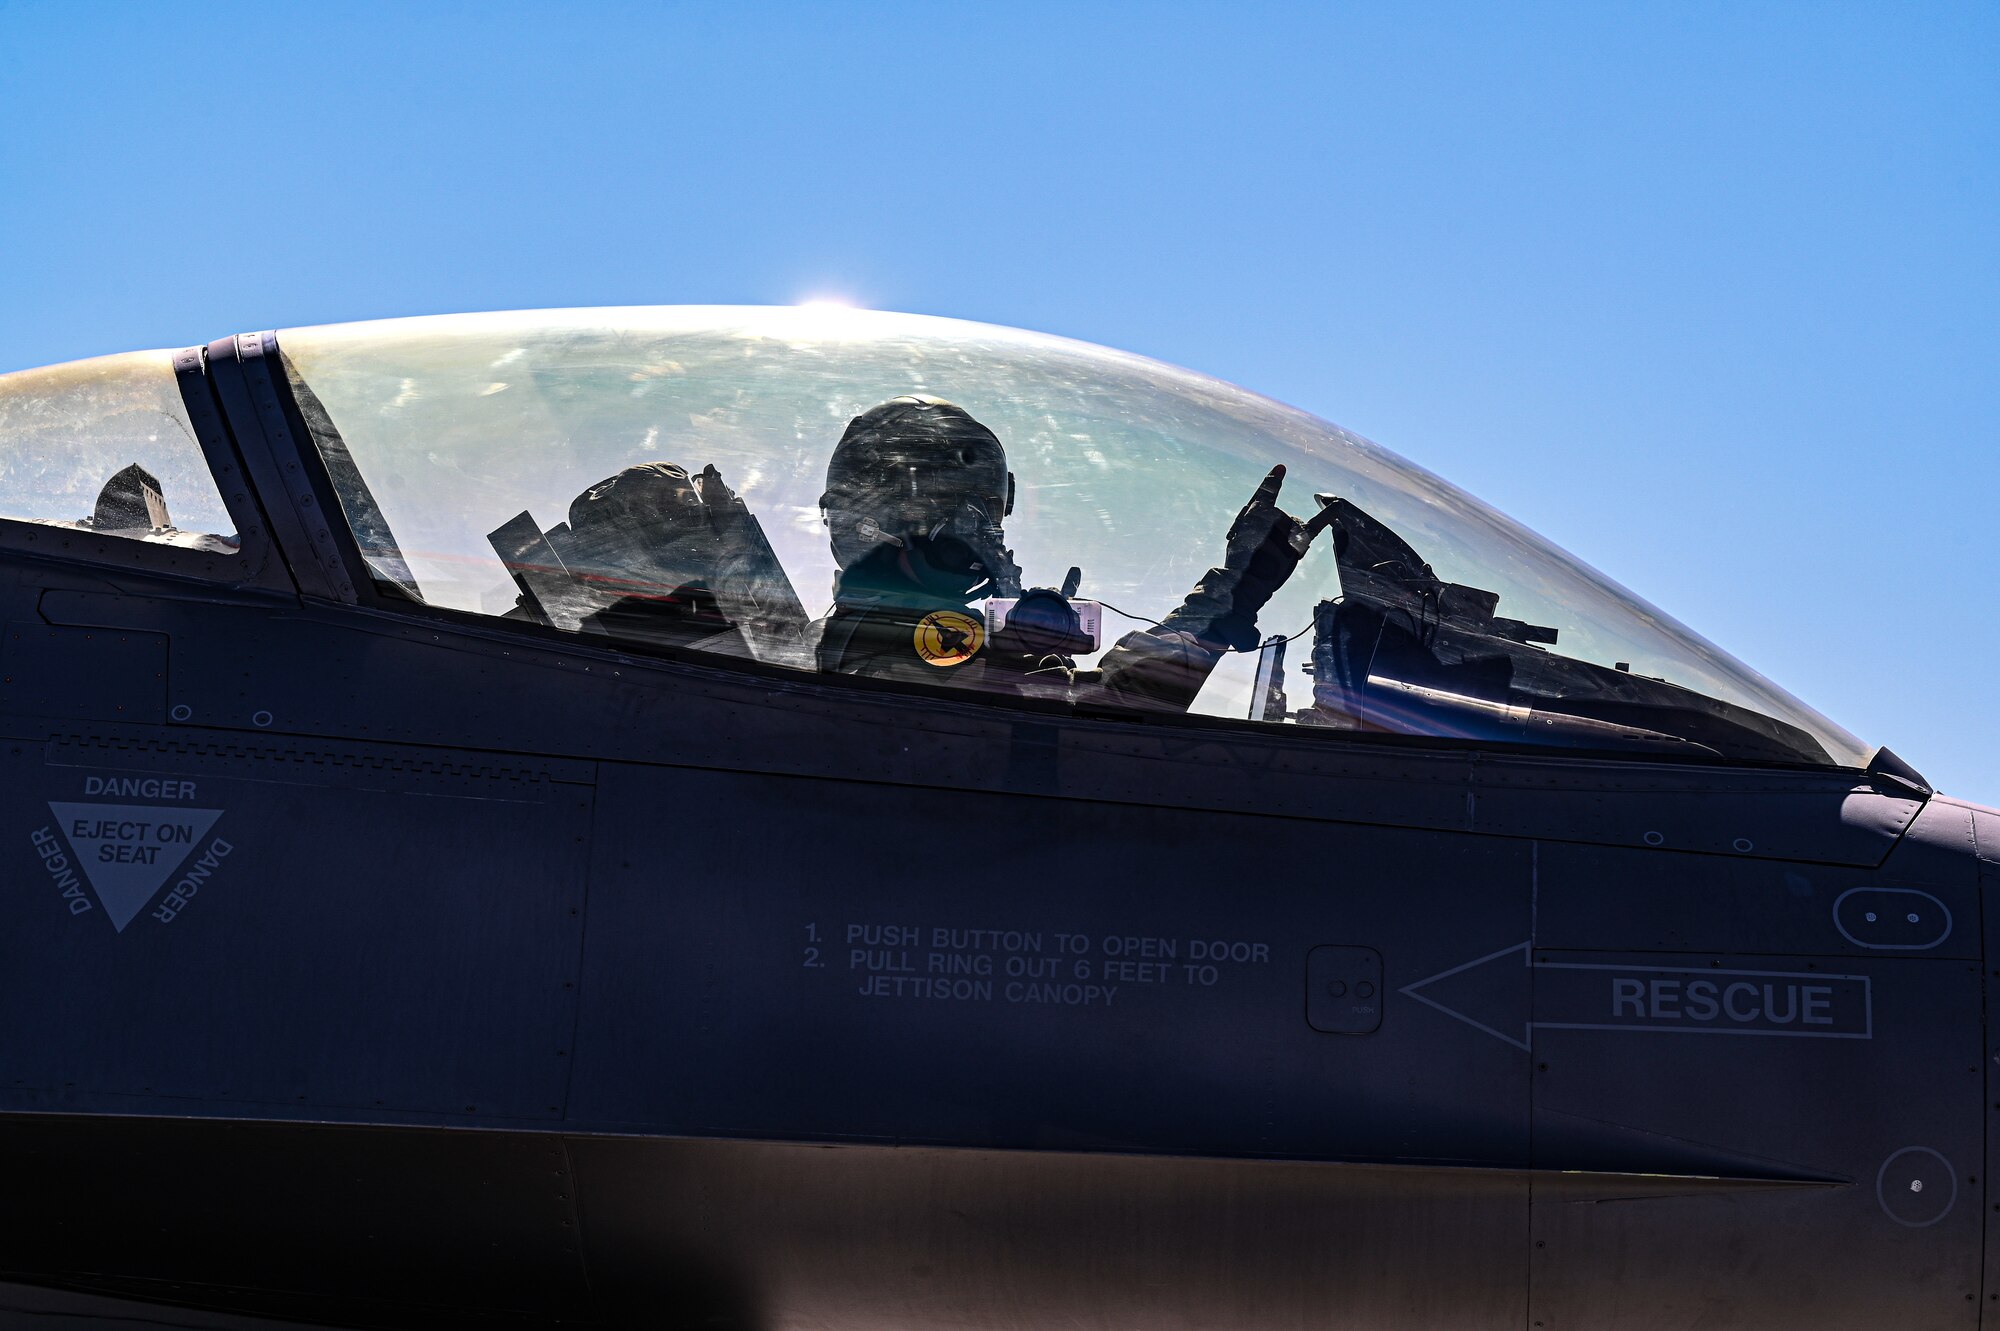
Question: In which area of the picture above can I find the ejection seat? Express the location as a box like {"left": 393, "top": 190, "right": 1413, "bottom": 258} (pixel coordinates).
{"left": 35, "top": 463, "right": 235, "bottom": 554}
{"left": 488, "top": 461, "right": 809, "bottom": 666}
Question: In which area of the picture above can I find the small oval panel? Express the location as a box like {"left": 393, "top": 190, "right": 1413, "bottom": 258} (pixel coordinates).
{"left": 1876, "top": 1146, "right": 1957, "bottom": 1227}
{"left": 1832, "top": 887, "right": 1952, "bottom": 951}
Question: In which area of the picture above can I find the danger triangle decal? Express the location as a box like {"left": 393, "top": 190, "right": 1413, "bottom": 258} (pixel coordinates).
{"left": 47, "top": 803, "right": 224, "bottom": 932}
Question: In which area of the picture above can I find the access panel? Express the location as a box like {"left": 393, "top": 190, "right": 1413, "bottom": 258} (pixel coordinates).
{"left": 0, "top": 729, "right": 594, "bottom": 1122}
{"left": 1528, "top": 949, "right": 1981, "bottom": 1330}
{"left": 570, "top": 759, "right": 1532, "bottom": 1160}
{"left": 567, "top": 756, "right": 1535, "bottom": 1329}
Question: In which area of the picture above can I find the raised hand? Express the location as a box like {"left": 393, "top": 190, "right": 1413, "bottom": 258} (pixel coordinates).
{"left": 1222, "top": 464, "right": 1331, "bottom": 580}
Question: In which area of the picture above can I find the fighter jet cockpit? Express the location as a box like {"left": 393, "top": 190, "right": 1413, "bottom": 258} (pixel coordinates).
{"left": 0, "top": 308, "right": 1869, "bottom": 770}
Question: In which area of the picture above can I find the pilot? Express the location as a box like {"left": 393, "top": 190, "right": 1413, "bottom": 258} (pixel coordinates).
{"left": 558, "top": 461, "right": 752, "bottom": 654}
{"left": 813, "top": 395, "right": 1330, "bottom": 710}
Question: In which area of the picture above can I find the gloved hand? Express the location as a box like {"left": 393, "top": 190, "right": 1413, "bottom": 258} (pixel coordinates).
{"left": 1187, "top": 464, "right": 1334, "bottom": 650}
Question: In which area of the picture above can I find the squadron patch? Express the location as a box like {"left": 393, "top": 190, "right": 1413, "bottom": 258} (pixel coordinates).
{"left": 913, "top": 610, "right": 983, "bottom": 667}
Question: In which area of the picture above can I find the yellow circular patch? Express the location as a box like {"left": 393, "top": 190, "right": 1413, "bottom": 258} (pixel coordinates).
{"left": 913, "top": 610, "right": 984, "bottom": 668}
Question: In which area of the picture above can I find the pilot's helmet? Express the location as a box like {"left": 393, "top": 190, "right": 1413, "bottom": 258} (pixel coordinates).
{"left": 820, "top": 396, "right": 1014, "bottom": 572}
{"left": 565, "top": 461, "right": 719, "bottom": 592}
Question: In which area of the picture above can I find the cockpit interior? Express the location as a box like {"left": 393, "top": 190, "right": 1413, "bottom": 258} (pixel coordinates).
{"left": 0, "top": 307, "right": 1867, "bottom": 769}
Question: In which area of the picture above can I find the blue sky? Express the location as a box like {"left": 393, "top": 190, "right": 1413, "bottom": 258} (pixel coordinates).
{"left": 2, "top": 2, "right": 1994, "bottom": 796}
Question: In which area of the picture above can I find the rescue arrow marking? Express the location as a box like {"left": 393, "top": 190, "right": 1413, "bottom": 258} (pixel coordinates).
{"left": 1400, "top": 943, "right": 1873, "bottom": 1050}
{"left": 1399, "top": 942, "right": 1535, "bottom": 1051}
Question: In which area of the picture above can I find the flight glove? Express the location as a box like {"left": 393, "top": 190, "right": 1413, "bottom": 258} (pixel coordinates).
{"left": 1176, "top": 464, "right": 1332, "bottom": 651}
{"left": 1092, "top": 466, "right": 1330, "bottom": 710}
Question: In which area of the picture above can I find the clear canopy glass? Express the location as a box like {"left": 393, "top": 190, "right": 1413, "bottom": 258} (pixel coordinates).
{"left": 0, "top": 350, "right": 237, "bottom": 553}
{"left": 277, "top": 306, "right": 1867, "bottom": 768}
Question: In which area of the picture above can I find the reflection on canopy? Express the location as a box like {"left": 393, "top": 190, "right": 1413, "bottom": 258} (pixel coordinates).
{"left": 276, "top": 306, "right": 1867, "bottom": 768}
{"left": 0, "top": 350, "right": 239, "bottom": 554}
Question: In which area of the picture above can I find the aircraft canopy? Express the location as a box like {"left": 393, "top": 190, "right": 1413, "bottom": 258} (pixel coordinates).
{"left": 0, "top": 307, "right": 1868, "bottom": 768}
